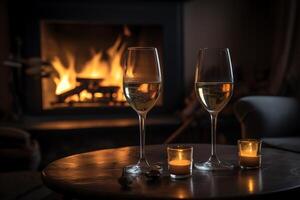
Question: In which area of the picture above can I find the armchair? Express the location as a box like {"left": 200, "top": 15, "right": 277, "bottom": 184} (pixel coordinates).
{"left": 234, "top": 96, "right": 300, "bottom": 153}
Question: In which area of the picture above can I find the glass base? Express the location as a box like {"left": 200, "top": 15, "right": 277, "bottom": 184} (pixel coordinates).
{"left": 125, "top": 159, "right": 162, "bottom": 174}
{"left": 170, "top": 174, "right": 191, "bottom": 179}
{"left": 194, "top": 156, "right": 234, "bottom": 171}
{"left": 240, "top": 165, "right": 260, "bottom": 170}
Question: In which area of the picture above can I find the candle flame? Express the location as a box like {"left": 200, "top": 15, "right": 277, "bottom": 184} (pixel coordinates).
{"left": 240, "top": 142, "right": 257, "bottom": 157}
{"left": 248, "top": 178, "right": 254, "bottom": 193}
{"left": 178, "top": 151, "right": 183, "bottom": 160}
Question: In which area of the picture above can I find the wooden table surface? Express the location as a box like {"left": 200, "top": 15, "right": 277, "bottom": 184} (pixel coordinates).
{"left": 42, "top": 144, "right": 300, "bottom": 199}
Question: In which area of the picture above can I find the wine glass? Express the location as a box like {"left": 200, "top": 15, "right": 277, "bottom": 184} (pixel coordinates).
{"left": 123, "top": 47, "right": 162, "bottom": 174}
{"left": 194, "top": 48, "right": 234, "bottom": 170}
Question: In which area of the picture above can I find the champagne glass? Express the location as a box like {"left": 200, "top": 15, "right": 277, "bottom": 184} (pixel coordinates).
{"left": 123, "top": 47, "right": 162, "bottom": 174}
{"left": 194, "top": 48, "right": 234, "bottom": 170}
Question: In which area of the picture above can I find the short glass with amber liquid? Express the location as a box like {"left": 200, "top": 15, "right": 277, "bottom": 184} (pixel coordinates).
{"left": 167, "top": 145, "right": 193, "bottom": 179}
{"left": 238, "top": 139, "right": 262, "bottom": 169}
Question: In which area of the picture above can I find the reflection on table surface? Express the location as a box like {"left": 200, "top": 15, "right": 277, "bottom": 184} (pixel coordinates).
{"left": 42, "top": 144, "right": 300, "bottom": 199}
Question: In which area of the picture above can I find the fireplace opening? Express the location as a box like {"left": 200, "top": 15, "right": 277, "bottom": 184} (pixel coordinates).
{"left": 40, "top": 21, "right": 163, "bottom": 110}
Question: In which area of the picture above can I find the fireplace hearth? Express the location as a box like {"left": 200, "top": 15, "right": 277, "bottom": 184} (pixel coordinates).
{"left": 41, "top": 22, "right": 163, "bottom": 109}
{"left": 8, "top": 0, "right": 183, "bottom": 115}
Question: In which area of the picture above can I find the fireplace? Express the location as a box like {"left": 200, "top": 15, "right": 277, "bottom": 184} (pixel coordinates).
{"left": 41, "top": 22, "right": 163, "bottom": 109}
{"left": 8, "top": 0, "right": 183, "bottom": 115}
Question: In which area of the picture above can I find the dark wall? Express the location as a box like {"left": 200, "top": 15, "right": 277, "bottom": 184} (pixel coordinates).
{"left": 183, "top": 0, "right": 278, "bottom": 96}
{"left": 0, "top": 0, "right": 12, "bottom": 116}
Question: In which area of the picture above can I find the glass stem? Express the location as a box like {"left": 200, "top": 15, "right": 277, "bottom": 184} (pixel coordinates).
{"left": 210, "top": 112, "right": 218, "bottom": 157}
{"left": 138, "top": 112, "right": 147, "bottom": 161}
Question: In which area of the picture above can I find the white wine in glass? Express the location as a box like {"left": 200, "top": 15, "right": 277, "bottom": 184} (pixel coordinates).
{"left": 124, "top": 82, "right": 161, "bottom": 113}
{"left": 195, "top": 82, "right": 233, "bottom": 113}
{"left": 123, "top": 47, "right": 162, "bottom": 174}
{"left": 194, "top": 48, "right": 234, "bottom": 170}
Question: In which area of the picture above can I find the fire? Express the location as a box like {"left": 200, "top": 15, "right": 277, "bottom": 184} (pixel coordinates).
{"left": 101, "top": 36, "right": 126, "bottom": 101}
{"left": 51, "top": 35, "right": 127, "bottom": 103}
{"left": 138, "top": 84, "right": 149, "bottom": 93}
{"left": 78, "top": 51, "right": 109, "bottom": 79}
{"left": 79, "top": 90, "right": 93, "bottom": 101}
{"left": 52, "top": 52, "right": 77, "bottom": 95}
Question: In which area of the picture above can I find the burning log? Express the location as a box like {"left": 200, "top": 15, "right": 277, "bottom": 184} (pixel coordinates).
{"left": 56, "top": 84, "right": 86, "bottom": 103}
{"left": 91, "top": 86, "right": 119, "bottom": 94}
{"left": 54, "top": 76, "right": 120, "bottom": 104}
{"left": 87, "top": 86, "right": 120, "bottom": 102}
{"left": 76, "top": 77, "right": 103, "bottom": 86}
{"left": 76, "top": 77, "right": 119, "bottom": 101}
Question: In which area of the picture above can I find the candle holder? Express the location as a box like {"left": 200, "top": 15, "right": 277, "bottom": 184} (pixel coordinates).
{"left": 238, "top": 139, "right": 262, "bottom": 169}
{"left": 167, "top": 145, "right": 193, "bottom": 179}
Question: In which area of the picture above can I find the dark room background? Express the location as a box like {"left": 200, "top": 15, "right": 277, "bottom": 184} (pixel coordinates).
{"left": 0, "top": 0, "right": 299, "bottom": 166}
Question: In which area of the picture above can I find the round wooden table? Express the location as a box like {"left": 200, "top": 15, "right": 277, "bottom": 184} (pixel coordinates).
{"left": 42, "top": 144, "right": 300, "bottom": 199}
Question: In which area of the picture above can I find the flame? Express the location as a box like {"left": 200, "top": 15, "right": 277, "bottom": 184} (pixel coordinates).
{"left": 178, "top": 150, "right": 183, "bottom": 160}
{"left": 51, "top": 35, "right": 127, "bottom": 103}
{"left": 127, "top": 67, "right": 134, "bottom": 78}
{"left": 78, "top": 51, "right": 109, "bottom": 79}
{"left": 222, "top": 83, "right": 232, "bottom": 98}
{"left": 52, "top": 52, "right": 76, "bottom": 95}
{"left": 101, "top": 35, "right": 126, "bottom": 101}
{"left": 247, "top": 178, "right": 254, "bottom": 193}
{"left": 65, "top": 94, "right": 79, "bottom": 103}
{"left": 138, "top": 83, "right": 149, "bottom": 93}
{"left": 79, "top": 90, "right": 93, "bottom": 101}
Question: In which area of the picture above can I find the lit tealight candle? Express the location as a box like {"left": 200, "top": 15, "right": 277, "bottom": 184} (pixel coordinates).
{"left": 169, "top": 159, "right": 191, "bottom": 175}
{"left": 167, "top": 146, "right": 193, "bottom": 179}
{"left": 238, "top": 139, "right": 262, "bottom": 169}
